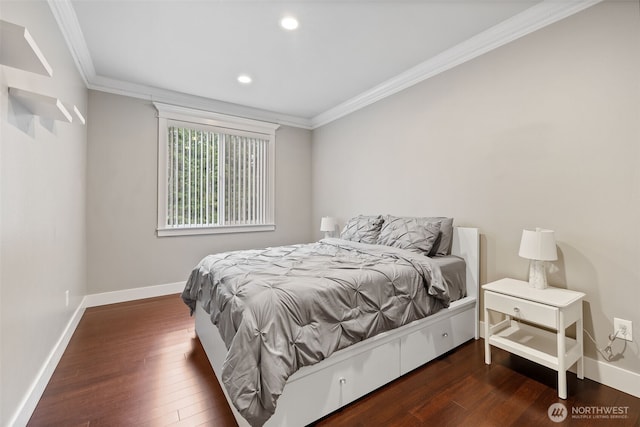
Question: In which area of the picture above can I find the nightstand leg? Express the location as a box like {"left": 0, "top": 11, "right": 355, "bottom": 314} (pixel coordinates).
{"left": 484, "top": 306, "right": 491, "bottom": 364}
{"left": 577, "top": 310, "right": 584, "bottom": 380}
{"left": 557, "top": 311, "right": 567, "bottom": 399}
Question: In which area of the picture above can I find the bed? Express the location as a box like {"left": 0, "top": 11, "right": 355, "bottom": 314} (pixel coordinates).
{"left": 184, "top": 216, "right": 479, "bottom": 427}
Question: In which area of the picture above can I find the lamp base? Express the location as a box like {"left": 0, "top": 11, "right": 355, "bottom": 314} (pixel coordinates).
{"left": 528, "top": 260, "right": 548, "bottom": 289}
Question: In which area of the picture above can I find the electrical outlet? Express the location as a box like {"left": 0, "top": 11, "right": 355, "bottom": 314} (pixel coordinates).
{"left": 614, "top": 318, "right": 632, "bottom": 342}
{"left": 65, "top": 290, "right": 70, "bottom": 307}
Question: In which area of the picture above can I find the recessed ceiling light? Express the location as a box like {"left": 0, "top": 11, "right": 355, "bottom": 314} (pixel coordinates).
{"left": 280, "top": 16, "right": 299, "bottom": 31}
{"left": 237, "top": 74, "right": 252, "bottom": 84}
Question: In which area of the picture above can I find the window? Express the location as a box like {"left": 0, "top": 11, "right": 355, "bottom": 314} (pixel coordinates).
{"left": 155, "top": 103, "right": 278, "bottom": 236}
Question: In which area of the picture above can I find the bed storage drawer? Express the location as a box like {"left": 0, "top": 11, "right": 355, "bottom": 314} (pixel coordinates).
{"left": 275, "top": 338, "right": 400, "bottom": 425}
{"left": 400, "top": 308, "right": 475, "bottom": 375}
{"left": 335, "top": 338, "right": 401, "bottom": 405}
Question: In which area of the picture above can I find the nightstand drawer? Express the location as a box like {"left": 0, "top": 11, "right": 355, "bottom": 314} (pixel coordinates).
{"left": 485, "top": 291, "right": 558, "bottom": 329}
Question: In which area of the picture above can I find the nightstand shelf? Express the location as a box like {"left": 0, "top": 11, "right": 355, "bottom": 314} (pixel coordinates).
{"left": 483, "top": 278, "right": 585, "bottom": 399}
{"left": 489, "top": 322, "right": 581, "bottom": 371}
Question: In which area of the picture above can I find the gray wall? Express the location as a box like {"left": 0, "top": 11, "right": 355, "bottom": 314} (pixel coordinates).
{"left": 312, "top": 1, "right": 640, "bottom": 373}
{"left": 0, "top": 1, "right": 88, "bottom": 424}
{"left": 86, "top": 91, "right": 313, "bottom": 293}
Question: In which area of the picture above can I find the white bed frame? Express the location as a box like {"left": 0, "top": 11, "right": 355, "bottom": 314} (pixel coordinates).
{"left": 195, "top": 227, "right": 479, "bottom": 427}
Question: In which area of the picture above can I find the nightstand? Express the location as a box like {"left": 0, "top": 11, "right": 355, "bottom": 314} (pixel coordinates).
{"left": 483, "top": 278, "right": 585, "bottom": 399}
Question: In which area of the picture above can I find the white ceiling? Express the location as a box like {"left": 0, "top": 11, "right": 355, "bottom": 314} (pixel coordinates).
{"left": 55, "top": 0, "right": 600, "bottom": 128}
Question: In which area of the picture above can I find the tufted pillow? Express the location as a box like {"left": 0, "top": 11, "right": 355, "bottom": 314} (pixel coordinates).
{"left": 340, "top": 215, "right": 384, "bottom": 244}
{"left": 377, "top": 216, "right": 441, "bottom": 255}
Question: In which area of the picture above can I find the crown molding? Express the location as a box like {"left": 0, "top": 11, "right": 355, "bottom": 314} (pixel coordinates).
{"left": 310, "top": 0, "right": 604, "bottom": 129}
{"left": 48, "top": 0, "right": 602, "bottom": 131}
{"left": 89, "top": 75, "right": 313, "bottom": 129}
{"left": 47, "top": 0, "right": 95, "bottom": 86}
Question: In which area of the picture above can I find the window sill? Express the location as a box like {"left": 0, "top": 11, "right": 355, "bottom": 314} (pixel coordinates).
{"left": 157, "top": 224, "right": 276, "bottom": 237}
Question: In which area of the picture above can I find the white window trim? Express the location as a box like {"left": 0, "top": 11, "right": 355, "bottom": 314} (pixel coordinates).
{"left": 154, "top": 102, "right": 279, "bottom": 237}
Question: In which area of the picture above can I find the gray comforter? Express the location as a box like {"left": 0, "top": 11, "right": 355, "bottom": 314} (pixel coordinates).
{"left": 182, "top": 238, "right": 455, "bottom": 426}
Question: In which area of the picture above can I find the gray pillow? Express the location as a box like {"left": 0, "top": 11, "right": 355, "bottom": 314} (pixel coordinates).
{"left": 377, "top": 216, "right": 441, "bottom": 255}
{"left": 340, "top": 215, "right": 384, "bottom": 244}
{"left": 424, "top": 217, "right": 454, "bottom": 256}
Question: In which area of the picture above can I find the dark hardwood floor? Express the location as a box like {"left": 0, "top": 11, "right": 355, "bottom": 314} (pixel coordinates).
{"left": 29, "top": 295, "right": 639, "bottom": 426}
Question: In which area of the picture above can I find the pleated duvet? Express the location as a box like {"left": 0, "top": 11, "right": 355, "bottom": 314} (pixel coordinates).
{"left": 182, "top": 238, "right": 453, "bottom": 426}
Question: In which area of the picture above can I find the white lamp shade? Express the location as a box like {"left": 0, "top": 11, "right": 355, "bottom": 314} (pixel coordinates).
{"left": 320, "top": 216, "right": 336, "bottom": 232}
{"left": 519, "top": 228, "right": 558, "bottom": 261}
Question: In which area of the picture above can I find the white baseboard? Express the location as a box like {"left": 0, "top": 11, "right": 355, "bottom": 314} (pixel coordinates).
{"left": 583, "top": 356, "right": 640, "bottom": 398}
{"left": 84, "top": 281, "right": 185, "bottom": 307}
{"left": 479, "top": 321, "right": 640, "bottom": 399}
{"left": 9, "top": 281, "right": 186, "bottom": 427}
{"left": 9, "top": 300, "right": 86, "bottom": 427}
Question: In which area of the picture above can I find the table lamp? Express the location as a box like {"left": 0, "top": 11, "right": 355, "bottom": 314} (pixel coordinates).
{"left": 518, "top": 228, "right": 558, "bottom": 289}
{"left": 320, "top": 216, "right": 337, "bottom": 239}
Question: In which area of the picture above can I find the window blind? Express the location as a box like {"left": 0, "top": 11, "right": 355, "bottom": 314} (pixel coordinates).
{"left": 166, "top": 125, "right": 270, "bottom": 228}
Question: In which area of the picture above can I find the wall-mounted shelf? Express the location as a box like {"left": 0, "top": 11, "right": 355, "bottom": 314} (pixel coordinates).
{"left": 9, "top": 87, "right": 73, "bottom": 123}
{"left": 0, "top": 20, "right": 53, "bottom": 76}
{"left": 73, "top": 105, "right": 86, "bottom": 125}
